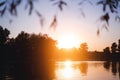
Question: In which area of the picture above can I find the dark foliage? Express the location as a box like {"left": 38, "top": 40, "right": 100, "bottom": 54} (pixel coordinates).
{"left": 111, "top": 42, "right": 117, "bottom": 53}
{"left": 118, "top": 39, "right": 120, "bottom": 52}
{"left": 79, "top": 42, "right": 88, "bottom": 54}
{"left": 103, "top": 47, "right": 111, "bottom": 54}
{"left": 97, "top": 28, "right": 100, "bottom": 36}
{"left": 96, "top": 0, "right": 120, "bottom": 35}
{"left": 0, "top": 26, "right": 10, "bottom": 45}
{"left": 97, "top": 0, "right": 119, "bottom": 13}
{"left": 51, "top": 0, "right": 67, "bottom": 11}
{"left": 35, "top": 10, "right": 45, "bottom": 27}
{"left": 100, "top": 13, "right": 110, "bottom": 25}
{"left": 104, "top": 61, "right": 120, "bottom": 76}
{"left": 50, "top": 15, "right": 57, "bottom": 30}
{"left": 0, "top": 26, "right": 57, "bottom": 80}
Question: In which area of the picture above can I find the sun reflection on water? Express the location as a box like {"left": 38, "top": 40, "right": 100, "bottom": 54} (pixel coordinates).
{"left": 55, "top": 60, "right": 75, "bottom": 79}
{"left": 62, "top": 60, "right": 74, "bottom": 78}
{"left": 56, "top": 61, "right": 120, "bottom": 80}
{"left": 64, "top": 60, "right": 72, "bottom": 67}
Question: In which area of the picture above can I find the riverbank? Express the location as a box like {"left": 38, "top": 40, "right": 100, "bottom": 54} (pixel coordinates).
{"left": 56, "top": 52, "right": 120, "bottom": 61}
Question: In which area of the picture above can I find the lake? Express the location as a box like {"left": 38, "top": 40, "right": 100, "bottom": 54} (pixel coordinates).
{"left": 1, "top": 61, "right": 120, "bottom": 80}
{"left": 55, "top": 61, "right": 120, "bottom": 80}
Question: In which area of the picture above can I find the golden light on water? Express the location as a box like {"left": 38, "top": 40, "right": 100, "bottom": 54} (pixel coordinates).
{"left": 64, "top": 60, "right": 72, "bottom": 67}
{"left": 56, "top": 61, "right": 117, "bottom": 80}
{"left": 59, "top": 60, "right": 74, "bottom": 79}
{"left": 57, "top": 61, "right": 74, "bottom": 80}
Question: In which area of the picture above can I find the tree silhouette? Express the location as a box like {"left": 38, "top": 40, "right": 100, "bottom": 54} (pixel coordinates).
{"left": 12, "top": 31, "right": 57, "bottom": 79}
{"left": 79, "top": 42, "right": 88, "bottom": 54}
{"left": 0, "top": 25, "right": 57, "bottom": 79}
{"left": 103, "top": 47, "right": 111, "bottom": 54}
{"left": 118, "top": 39, "right": 120, "bottom": 53}
{"left": 111, "top": 42, "right": 117, "bottom": 53}
{"left": 0, "top": 26, "right": 10, "bottom": 45}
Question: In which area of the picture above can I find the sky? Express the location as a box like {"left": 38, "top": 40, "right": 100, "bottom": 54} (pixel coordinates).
{"left": 0, "top": 0, "right": 120, "bottom": 51}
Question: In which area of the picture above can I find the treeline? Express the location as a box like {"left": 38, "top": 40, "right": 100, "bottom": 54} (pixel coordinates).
{"left": 103, "top": 39, "right": 120, "bottom": 54}
{"left": 0, "top": 26, "right": 57, "bottom": 80}
{"left": 80, "top": 40, "right": 120, "bottom": 61}
{"left": 56, "top": 41, "right": 120, "bottom": 61}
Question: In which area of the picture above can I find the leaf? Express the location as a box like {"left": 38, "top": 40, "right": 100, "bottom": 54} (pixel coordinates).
{"left": 102, "top": 24, "right": 109, "bottom": 31}
{"left": 109, "top": 4, "right": 114, "bottom": 13}
{"left": 59, "top": 0, "right": 67, "bottom": 11}
{"left": 16, "top": 0, "right": 22, "bottom": 5}
{"left": 52, "top": 0, "right": 67, "bottom": 11}
{"left": 25, "top": 0, "right": 34, "bottom": 15}
{"left": 79, "top": 8, "right": 85, "bottom": 18}
{"left": 29, "top": 0, "right": 33, "bottom": 15}
{"left": 50, "top": 15, "right": 57, "bottom": 30}
{"left": 53, "top": 2, "right": 59, "bottom": 6}
{"left": 40, "top": 18, "right": 44, "bottom": 27}
{"left": 25, "top": 3, "right": 28, "bottom": 10}
{"left": 10, "top": 1, "right": 17, "bottom": 16}
{"left": 0, "top": 6, "right": 6, "bottom": 17}
{"left": 35, "top": 10, "right": 45, "bottom": 27}
{"left": 97, "top": 1, "right": 103, "bottom": 5}
{"left": 0, "top": 1, "right": 6, "bottom": 7}
{"left": 115, "top": 0, "right": 119, "bottom": 7}
{"left": 35, "top": 10, "right": 42, "bottom": 17}
{"left": 103, "top": 4, "right": 106, "bottom": 12}
{"left": 101, "top": 13, "right": 110, "bottom": 25}
{"left": 58, "top": 4, "right": 63, "bottom": 11}
{"left": 97, "top": 29, "right": 100, "bottom": 36}
{"left": 60, "top": 0, "right": 67, "bottom": 6}
{"left": 113, "top": 4, "right": 117, "bottom": 9}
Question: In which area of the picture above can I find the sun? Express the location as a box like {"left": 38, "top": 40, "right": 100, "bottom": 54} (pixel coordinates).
{"left": 57, "top": 34, "right": 80, "bottom": 49}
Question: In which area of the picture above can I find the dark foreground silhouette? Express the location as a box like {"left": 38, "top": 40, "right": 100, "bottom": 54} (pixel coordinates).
{"left": 0, "top": 26, "right": 57, "bottom": 80}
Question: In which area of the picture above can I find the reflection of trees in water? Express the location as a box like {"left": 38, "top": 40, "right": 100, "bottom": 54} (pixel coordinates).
{"left": 104, "top": 61, "right": 120, "bottom": 79}
{"left": 112, "top": 61, "right": 117, "bottom": 76}
{"left": 119, "top": 62, "right": 120, "bottom": 78}
{"left": 79, "top": 63, "right": 88, "bottom": 76}
{"left": 104, "top": 61, "right": 110, "bottom": 71}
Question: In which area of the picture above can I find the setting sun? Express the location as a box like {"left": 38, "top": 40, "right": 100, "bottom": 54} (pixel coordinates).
{"left": 57, "top": 34, "right": 80, "bottom": 49}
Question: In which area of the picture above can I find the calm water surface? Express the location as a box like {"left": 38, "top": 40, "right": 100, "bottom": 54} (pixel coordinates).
{"left": 1, "top": 61, "right": 120, "bottom": 80}
{"left": 55, "top": 61, "right": 120, "bottom": 80}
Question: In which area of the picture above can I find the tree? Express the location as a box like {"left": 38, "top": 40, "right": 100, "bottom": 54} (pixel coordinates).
{"left": 118, "top": 39, "right": 120, "bottom": 53}
{"left": 103, "top": 47, "right": 111, "bottom": 54}
{"left": 12, "top": 31, "right": 57, "bottom": 79}
{"left": 79, "top": 42, "right": 88, "bottom": 53}
{"left": 0, "top": 26, "right": 10, "bottom": 45}
{"left": 111, "top": 42, "right": 117, "bottom": 53}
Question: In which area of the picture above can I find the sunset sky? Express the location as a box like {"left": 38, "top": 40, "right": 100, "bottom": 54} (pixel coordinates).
{"left": 0, "top": 0, "right": 120, "bottom": 51}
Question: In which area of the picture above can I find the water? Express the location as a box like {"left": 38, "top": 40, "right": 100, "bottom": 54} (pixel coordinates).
{"left": 1, "top": 61, "right": 120, "bottom": 80}
{"left": 55, "top": 61, "right": 120, "bottom": 80}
